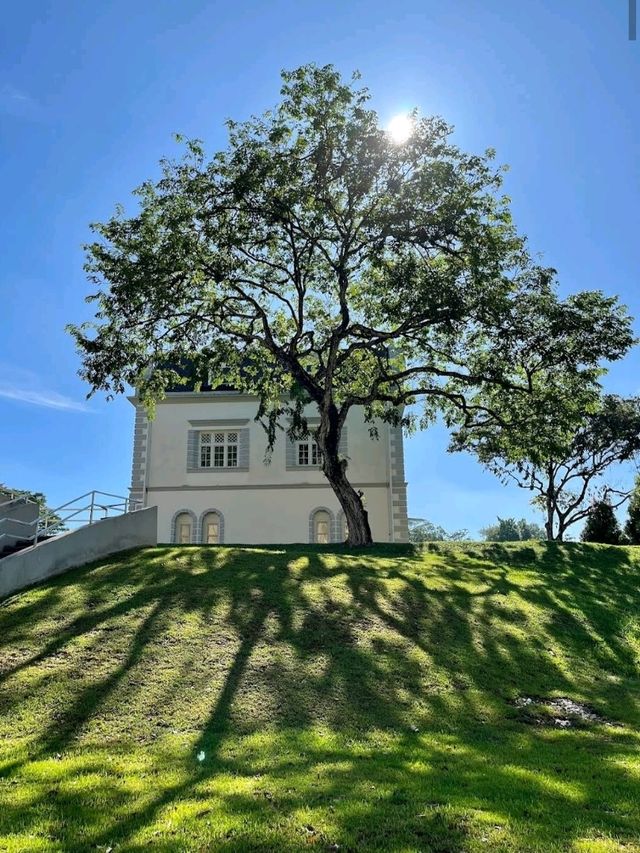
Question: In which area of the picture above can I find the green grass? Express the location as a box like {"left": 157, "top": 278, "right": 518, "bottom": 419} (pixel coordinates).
{"left": 1, "top": 542, "right": 640, "bottom": 851}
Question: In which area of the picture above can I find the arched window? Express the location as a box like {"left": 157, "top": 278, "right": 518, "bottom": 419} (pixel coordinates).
{"left": 174, "top": 512, "right": 193, "bottom": 544}
{"left": 198, "top": 508, "right": 225, "bottom": 545}
{"left": 309, "top": 508, "right": 334, "bottom": 544}
{"left": 202, "top": 511, "right": 221, "bottom": 544}
{"left": 315, "top": 511, "right": 330, "bottom": 544}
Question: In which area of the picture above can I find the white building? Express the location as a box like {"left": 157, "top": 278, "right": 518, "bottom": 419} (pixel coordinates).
{"left": 128, "top": 389, "right": 409, "bottom": 545}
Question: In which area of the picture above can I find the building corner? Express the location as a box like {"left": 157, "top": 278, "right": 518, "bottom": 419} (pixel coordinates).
{"left": 389, "top": 424, "right": 409, "bottom": 543}
{"left": 129, "top": 401, "right": 149, "bottom": 508}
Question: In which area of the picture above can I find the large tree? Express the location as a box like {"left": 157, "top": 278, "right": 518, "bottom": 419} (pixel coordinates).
{"left": 452, "top": 394, "right": 640, "bottom": 541}
{"left": 69, "top": 64, "right": 633, "bottom": 545}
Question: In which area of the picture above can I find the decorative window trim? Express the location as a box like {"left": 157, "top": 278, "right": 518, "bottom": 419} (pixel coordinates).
{"left": 199, "top": 508, "right": 225, "bottom": 545}
{"left": 170, "top": 508, "right": 198, "bottom": 544}
{"left": 309, "top": 506, "right": 336, "bottom": 544}
{"left": 286, "top": 424, "right": 347, "bottom": 471}
{"left": 188, "top": 418, "right": 250, "bottom": 427}
{"left": 187, "top": 428, "right": 249, "bottom": 473}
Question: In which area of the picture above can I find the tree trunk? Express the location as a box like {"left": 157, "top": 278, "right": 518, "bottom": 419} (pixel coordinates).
{"left": 316, "top": 404, "right": 373, "bottom": 547}
{"left": 545, "top": 498, "right": 555, "bottom": 541}
{"left": 545, "top": 465, "right": 556, "bottom": 541}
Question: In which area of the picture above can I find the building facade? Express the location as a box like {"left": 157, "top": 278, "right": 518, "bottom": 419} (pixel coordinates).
{"left": 129, "top": 391, "right": 409, "bottom": 544}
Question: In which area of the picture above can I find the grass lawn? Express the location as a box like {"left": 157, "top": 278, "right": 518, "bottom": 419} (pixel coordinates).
{"left": 1, "top": 542, "right": 640, "bottom": 851}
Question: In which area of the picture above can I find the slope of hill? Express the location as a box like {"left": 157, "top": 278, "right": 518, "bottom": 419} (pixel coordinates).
{"left": 0, "top": 542, "right": 639, "bottom": 851}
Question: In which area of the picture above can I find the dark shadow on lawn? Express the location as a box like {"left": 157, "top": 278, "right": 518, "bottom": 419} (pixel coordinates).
{"left": 0, "top": 542, "right": 639, "bottom": 850}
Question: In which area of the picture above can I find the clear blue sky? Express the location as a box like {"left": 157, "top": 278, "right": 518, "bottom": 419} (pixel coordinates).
{"left": 1, "top": 0, "right": 638, "bottom": 536}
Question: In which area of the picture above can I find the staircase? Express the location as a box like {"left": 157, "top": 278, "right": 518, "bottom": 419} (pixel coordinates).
{"left": 0, "top": 495, "right": 39, "bottom": 559}
{"left": 0, "top": 491, "right": 142, "bottom": 561}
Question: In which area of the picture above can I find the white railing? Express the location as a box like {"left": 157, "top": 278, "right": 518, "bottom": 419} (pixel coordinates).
{"left": 0, "top": 490, "right": 142, "bottom": 552}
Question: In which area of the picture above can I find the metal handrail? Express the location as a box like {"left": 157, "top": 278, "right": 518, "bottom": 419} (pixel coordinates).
{"left": 0, "top": 516, "right": 39, "bottom": 545}
{"left": 0, "top": 494, "right": 38, "bottom": 510}
{"left": 0, "top": 490, "right": 142, "bottom": 552}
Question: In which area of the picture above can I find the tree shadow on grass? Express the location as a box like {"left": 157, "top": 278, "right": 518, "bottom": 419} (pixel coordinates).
{"left": 0, "top": 542, "right": 639, "bottom": 850}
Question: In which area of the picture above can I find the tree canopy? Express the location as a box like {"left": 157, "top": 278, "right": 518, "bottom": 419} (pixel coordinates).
{"left": 581, "top": 499, "right": 623, "bottom": 545}
{"left": 624, "top": 474, "right": 640, "bottom": 545}
{"left": 480, "top": 517, "right": 546, "bottom": 542}
{"left": 408, "top": 518, "right": 468, "bottom": 543}
{"left": 69, "top": 64, "right": 634, "bottom": 545}
{"left": 452, "top": 394, "right": 640, "bottom": 541}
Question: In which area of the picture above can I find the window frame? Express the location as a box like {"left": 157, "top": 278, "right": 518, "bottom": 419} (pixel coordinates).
{"left": 296, "top": 438, "right": 320, "bottom": 467}
{"left": 174, "top": 511, "right": 194, "bottom": 544}
{"left": 199, "top": 430, "right": 239, "bottom": 469}
{"left": 315, "top": 512, "right": 331, "bottom": 544}
{"left": 204, "top": 516, "right": 220, "bottom": 544}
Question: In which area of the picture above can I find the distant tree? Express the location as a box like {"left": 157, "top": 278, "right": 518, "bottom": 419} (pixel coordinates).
{"left": 0, "top": 484, "right": 66, "bottom": 535}
{"left": 479, "top": 516, "right": 545, "bottom": 541}
{"left": 453, "top": 394, "right": 640, "bottom": 542}
{"left": 480, "top": 517, "right": 520, "bottom": 541}
{"left": 581, "top": 499, "right": 622, "bottom": 545}
{"left": 624, "top": 474, "right": 640, "bottom": 545}
{"left": 408, "top": 518, "right": 468, "bottom": 543}
{"left": 516, "top": 518, "right": 547, "bottom": 540}
{"left": 68, "top": 64, "right": 634, "bottom": 546}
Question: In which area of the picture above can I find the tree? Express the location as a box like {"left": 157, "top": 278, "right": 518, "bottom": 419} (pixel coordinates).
{"left": 480, "top": 516, "right": 546, "bottom": 541}
{"left": 452, "top": 394, "right": 640, "bottom": 542}
{"left": 581, "top": 499, "right": 622, "bottom": 545}
{"left": 68, "top": 64, "right": 633, "bottom": 546}
{"left": 408, "top": 518, "right": 468, "bottom": 543}
{"left": 516, "top": 518, "right": 547, "bottom": 540}
{"left": 0, "top": 484, "right": 66, "bottom": 535}
{"left": 624, "top": 474, "right": 640, "bottom": 545}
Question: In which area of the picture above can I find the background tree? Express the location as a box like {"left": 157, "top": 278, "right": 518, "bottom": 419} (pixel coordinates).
{"left": 0, "top": 484, "right": 66, "bottom": 535}
{"left": 408, "top": 518, "right": 468, "bottom": 543}
{"left": 581, "top": 499, "right": 622, "bottom": 545}
{"left": 624, "top": 474, "right": 640, "bottom": 545}
{"left": 452, "top": 394, "right": 640, "bottom": 542}
{"left": 69, "top": 64, "right": 633, "bottom": 546}
{"left": 480, "top": 517, "right": 546, "bottom": 541}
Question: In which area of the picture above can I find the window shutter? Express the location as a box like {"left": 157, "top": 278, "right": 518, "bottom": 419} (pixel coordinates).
{"left": 238, "top": 428, "right": 250, "bottom": 470}
{"left": 187, "top": 430, "right": 199, "bottom": 471}
{"left": 286, "top": 435, "right": 296, "bottom": 469}
{"left": 338, "top": 425, "right": 348, "bottom": 458}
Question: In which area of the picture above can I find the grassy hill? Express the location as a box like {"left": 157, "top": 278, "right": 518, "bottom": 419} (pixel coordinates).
{"left": 1, "top": 542, "right": 640, "bottom": 851}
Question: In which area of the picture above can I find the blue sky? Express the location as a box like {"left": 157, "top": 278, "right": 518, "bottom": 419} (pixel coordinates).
{"left": 0, "top": 0, "right": 638, "bottom": 536}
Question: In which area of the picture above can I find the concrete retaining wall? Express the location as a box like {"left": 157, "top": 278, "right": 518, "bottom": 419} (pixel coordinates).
{"left": 0, "top": 506, "right": 158, "bottom": 599}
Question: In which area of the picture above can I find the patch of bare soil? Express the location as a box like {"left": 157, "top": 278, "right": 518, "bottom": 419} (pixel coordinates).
{"left": 513, "top": 696, "right": 609, "bottom": 728}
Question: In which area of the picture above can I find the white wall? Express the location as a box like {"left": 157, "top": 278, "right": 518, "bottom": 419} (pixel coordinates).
{"left": 153, "top": 485, "right": 391, "bottom": 544}
{"left": 146, "top": 395, "right": 391, "bottom": 489}
{"left": 142, "top": 395, "right": 396, "bottom": 543}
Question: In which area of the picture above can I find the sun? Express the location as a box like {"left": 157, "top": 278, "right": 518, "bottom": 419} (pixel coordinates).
{"left": 387, "top": 113, "right": 414, "bottom": 144}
